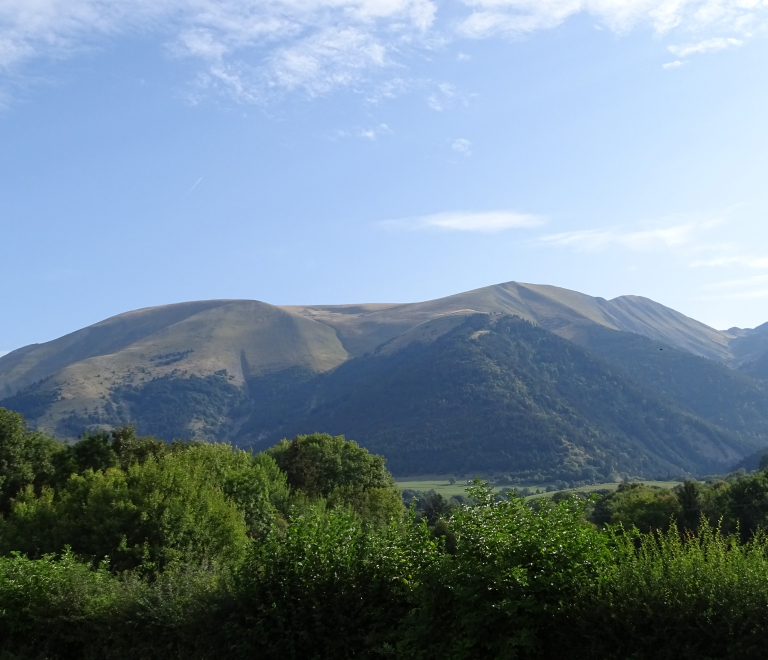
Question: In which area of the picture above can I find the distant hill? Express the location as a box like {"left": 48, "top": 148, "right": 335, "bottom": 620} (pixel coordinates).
{"left": 568, "top": 325, "right": 768, "bottom": 438}
{"left": 729, "top": 322, "right": 768, "bottom": 379}
{"left": 236, "top": 315, "right": 763, "bottom": 480}
{"left": 2, "top": 280, "right": 768, "bottom": 478}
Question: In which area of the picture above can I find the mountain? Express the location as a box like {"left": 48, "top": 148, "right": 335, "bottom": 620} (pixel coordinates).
{"left": 0, "top": 300, "right": 349, "bottom": 438}
{"left": 728, "top": 322, "right": 768, "bottom": 379}
{"left": 283, "top": 281, "right": 733, "bottom": 361}
{"left": 2, "top": 280, "right": 768, "bottom": 479}
{"left": 568, "top": 325, "right": 768, "bottom": 439}
{"left": 236, "top": 315, "right": 763, "bottom": 480}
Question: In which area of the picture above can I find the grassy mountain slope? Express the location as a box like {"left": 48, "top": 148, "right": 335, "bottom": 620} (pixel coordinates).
{"left": 0, "top": 300, "right": 230, "bottom": 398}
{"left": 238, "top": 315, "right": 762, "bottom": 480}
{"left": 0, "top": 301, "right": 347, "bottom": 438}
{"left": 284, "top": 281, "right": 732, "bottom": 361}
{"left": 604, "top": 295, "right": 731, "bottom": 361}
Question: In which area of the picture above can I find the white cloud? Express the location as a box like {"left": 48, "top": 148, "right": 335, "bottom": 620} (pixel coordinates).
{"left": 359, "top": 123, "right": 392, "bottom": 139}
{"left": 690, "top": 255, "right": 768, "bottom": 268}
{"left": 539, "top": 220, "right": 715, "bottom": 252}
{"left": 663, "top": 59, "right": 684, "bottom": 68}
{"left": 0, "top": 350, "right": 9, "bottom": 358}
{"left": 538, "top": 217, "right": 768, "bottom": 291}
{"left": 1, "top": 0, "right": 767, "bottom": 102}
{"left": 668, "top": 36, "right": 743, "bottom": 57}
{"left": 457, "top": 1, "right": 768, "bottom": 39}
{"left": 263, "top": 28, "right": 388, "bottom": 97}
{"left": 364, "top": 77, "right": 413, "bottom": 104}
{"left": 702, "top": 274, "right": 768, "bottom": 290}
{"left": 0, "top": 0, "right": 436, "bottom": 100}
{"left": 695, "top": 287, "right": 768, "bottom": 301}
{"left": 694, "top": 273, "right": 768, "bottom": 301}
{"left": 427, "top": 82, "right": 462, "bottom": 111}
{"left": 382, "top": 210, "right": 546, "bottom": 232}
{"left": 427, "top": 95, "right": 444, "bottom": 111}
{"left": 451, "top": 137, "right": 472, "bottom": 155}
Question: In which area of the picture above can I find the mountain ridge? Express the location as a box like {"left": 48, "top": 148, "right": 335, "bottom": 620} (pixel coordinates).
{"left": 282, "top": 282, "right": 732, "bottom": 362}
{"left": 2, "top": 281, "right": 768, "bottom": 477}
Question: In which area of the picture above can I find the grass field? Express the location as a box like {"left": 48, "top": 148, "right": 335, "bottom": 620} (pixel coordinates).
{"left": 396, "top": 479, "right": 487, "bottom": 498}
{"left": 395, "top": 478, "right": 687, "bottom": 500}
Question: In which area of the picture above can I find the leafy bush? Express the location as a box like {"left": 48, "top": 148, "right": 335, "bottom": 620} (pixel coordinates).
{"left": 565, "top": 521, "right": 768, "bottom": 659}
{"left": 401, "top": 482, "right": 613, "bottom": 659}
{"left": 0, "top": 551, "right": 121, "bottom": 658}
{"left": 267, "top": 433, "right": 404, "bottom": 526}
{"left": 7, "top": 408, "right": 768, "bottom": 658}
{"left": 221, "top": 505, "right": 439, "bottom": 659}
{"left": 1, "top": 453, "right": 252, "bottom": 572}
{"left": 0, "top": 408, "right": 61, "bottom": 513}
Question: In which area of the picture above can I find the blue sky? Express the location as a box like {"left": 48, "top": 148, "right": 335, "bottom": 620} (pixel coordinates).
{"left": 2, "top": 0, "right": 768, "bottom": 355}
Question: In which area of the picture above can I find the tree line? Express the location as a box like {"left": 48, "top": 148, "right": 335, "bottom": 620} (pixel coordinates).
{"left": 3, "top": 406, "right": 768, "bottom": 659}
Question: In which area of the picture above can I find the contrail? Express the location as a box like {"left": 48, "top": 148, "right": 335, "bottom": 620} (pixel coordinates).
{"left": 187, "top": 176, "right": 203, "bottom": 194}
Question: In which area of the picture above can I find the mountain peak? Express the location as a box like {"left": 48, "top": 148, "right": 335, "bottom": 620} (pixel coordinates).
{"left": 0, "top": 280, "right": 762, "bottom": 443}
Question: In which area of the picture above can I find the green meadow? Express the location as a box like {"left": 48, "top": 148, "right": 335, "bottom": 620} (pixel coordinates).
{"left": 396, "top": 478, "right": 686, "bottom": 499}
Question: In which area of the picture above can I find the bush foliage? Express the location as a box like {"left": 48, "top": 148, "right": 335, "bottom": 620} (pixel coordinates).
{"left": 4, "top": 407, "right": 768, "bottom": 658}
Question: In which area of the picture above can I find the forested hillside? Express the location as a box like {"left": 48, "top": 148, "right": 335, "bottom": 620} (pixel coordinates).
{"left": 239, "top": 315, "right": 764, "bottom": 479}
{"left": 570, "top": 325, "right": 768, "bottom": 436}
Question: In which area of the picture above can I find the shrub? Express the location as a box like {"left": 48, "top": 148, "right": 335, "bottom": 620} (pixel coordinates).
{"left": 564, "top": 520, "right": 768, "bottom": 659}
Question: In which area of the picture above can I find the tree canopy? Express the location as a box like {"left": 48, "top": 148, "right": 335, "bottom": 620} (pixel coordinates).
{"left": 0, "top": 410, "right": 401, "bottom": 574}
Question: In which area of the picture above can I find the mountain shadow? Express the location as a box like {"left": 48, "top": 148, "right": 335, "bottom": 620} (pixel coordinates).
{"left": 238, "top": 315, "right": 764, "bottom": 480}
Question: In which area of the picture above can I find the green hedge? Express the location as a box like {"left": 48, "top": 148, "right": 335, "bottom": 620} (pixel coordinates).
{"left": 4, "top": 487, "right": 768, "bottom": 659}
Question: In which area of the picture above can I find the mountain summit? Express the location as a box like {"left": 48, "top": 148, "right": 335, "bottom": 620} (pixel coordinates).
{"left": 2, "top": 281, "right": 767, "bottom": 479}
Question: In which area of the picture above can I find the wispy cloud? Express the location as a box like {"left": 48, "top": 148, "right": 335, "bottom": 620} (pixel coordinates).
{"left": 539, "top": 219, "right": 722, "bottom": 252}
{"left": 690, "top": 255, "right": 768, "bottom": 268}
{"left": 187, "top": 176, "right": 203, "bottom": 194}
{"left": 0, "top": 350, "right": 9, "bottom": 358}
{"left": 457, "top": 1, "right": 768, "bottom": 39}
{"left": 539, "top": 215, "right": 768, "bottom": 303}
{"left": 702, "top": 274, "right": 768, "bottom": 290}
{"left": 427, "top": 82, "right": 460, "bottom": 111}
{"left": 0, "top": 0, "right": 435, "bottom": 101}
{"left": 669, "top": 36, "right": 743, "bottom": 57}
{"left": 382, "top": 210, "right": 546, "bottom": 232}
{"left": 663, "top": 59, "right": 684, "bottom": 69}
{"left": 695, "top": 288, "right": 768, "bottom": 301}
{"left": 359, "top": 123, "right": 392, "bottom": 139}
{"left": 333, "top": 122, "right": 394, "bottom": 139}
{"left": 694, "top": 272, "right": 768, "bottom": 302}
{"left": 451, "top": 138, "right": 472, "bottom": 155}
{"left": 1, "top": 0, "right": 767, "bottom": 103}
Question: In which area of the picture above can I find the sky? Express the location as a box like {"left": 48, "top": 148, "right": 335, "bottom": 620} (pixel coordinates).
{"left": 2, "top": 0, "right": 768, "bottom": 355}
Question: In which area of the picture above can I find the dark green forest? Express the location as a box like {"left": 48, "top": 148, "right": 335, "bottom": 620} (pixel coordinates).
{"left": 5, "top": 407, "right": 768, "bottom": 658}
{"left": 241, "top": 315, "right": 766, "bottom": 479}
{"left": 572, "top": 324, "right": 768, "bottom": 437}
